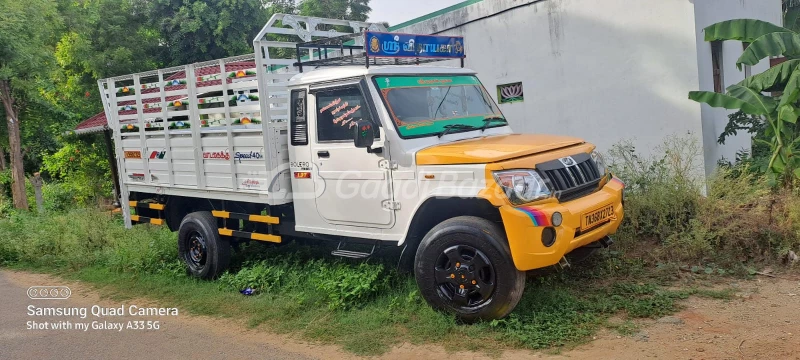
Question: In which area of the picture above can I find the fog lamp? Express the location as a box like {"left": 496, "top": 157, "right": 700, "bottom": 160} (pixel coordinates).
{"left": 541, "top": 227, "right": 556, "bottom": 247}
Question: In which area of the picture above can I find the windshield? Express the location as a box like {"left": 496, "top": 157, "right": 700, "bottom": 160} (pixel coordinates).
{"left": 374, "top": 75, "right": 505, "bottom": 138}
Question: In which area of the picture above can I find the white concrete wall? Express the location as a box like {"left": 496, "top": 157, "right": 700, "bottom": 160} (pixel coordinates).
{"left": 694, "top": 0, "right": 782, "bottom": 175}
{"left": 394, "top": 0, "right": 782, "bottom": 177}
{"left": 395, "top": 0, "right": 704, "bottom": 169}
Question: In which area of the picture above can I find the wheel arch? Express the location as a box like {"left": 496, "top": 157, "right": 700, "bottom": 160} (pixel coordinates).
{"left": 398, "top": 196, "right": 502, "bottom": 271}
{"left": 164, "top": 196, "right": 216, "bottom": 231}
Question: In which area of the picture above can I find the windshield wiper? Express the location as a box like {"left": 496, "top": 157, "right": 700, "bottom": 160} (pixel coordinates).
{"left": 438, "top": 124, "right": 477, "bottom": 138}
{"left": 433, "top": 86, "right": 453, "bottom": 119}
{"left": 480, "top": 116, "right": 508, "bottom": 132}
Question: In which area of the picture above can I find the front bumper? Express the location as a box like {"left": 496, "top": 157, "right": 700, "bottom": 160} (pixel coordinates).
{"left": 498, "top": 177, "right": 625, "bottom": 271}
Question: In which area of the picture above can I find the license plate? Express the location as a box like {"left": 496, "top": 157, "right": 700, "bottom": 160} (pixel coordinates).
{"left": 581, "top": 204, "right": 615, "bottom": 229}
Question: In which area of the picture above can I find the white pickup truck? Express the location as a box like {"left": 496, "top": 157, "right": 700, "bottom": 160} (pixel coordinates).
{"left": 99, "top": 14, "right": 624, "bottom": 320}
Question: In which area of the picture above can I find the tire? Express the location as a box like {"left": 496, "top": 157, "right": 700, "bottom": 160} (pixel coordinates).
{"left": 177, "top": 211, "right": 231, "bottom": 279}
{"left": 414, "top": 216, "right": 525, "bottom": 322}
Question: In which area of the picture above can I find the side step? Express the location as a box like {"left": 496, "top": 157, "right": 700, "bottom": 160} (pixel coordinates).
{"left": 331, "top": 242, "right": 376, "bottom": 259}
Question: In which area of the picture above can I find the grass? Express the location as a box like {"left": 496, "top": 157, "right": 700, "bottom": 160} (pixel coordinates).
{"left": 0, "top": 208, "right": 733, "bottom": 355}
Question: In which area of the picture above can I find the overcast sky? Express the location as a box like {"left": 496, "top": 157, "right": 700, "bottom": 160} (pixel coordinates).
{"left": 368, "top": 0, "right": 464, "bottom": 27}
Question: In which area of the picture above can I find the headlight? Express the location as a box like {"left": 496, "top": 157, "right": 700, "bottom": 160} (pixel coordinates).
{"left": 493, "top": 170, "right": 551, "bottom": 204}
{"left": 591, "top": 150, "right": 607, "bottom": 176}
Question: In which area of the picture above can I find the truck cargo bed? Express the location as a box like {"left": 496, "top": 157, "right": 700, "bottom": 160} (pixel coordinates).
{"left": 97, "top": 14, "right": 386, "bottom": 227}
{"left": 99, "top": 55, "right": 292, "bottom": 205}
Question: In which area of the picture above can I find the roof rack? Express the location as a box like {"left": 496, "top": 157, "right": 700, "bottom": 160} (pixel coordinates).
{"left": 294, "top": 31, "right": 465, "bottom": 72}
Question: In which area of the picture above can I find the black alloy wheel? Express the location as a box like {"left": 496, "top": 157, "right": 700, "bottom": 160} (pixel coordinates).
{"left": 434, "top": 245, "right": 496, "bottom": 307}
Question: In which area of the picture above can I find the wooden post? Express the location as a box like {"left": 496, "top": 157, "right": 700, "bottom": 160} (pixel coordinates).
{"left": 31, "top": 172, "right": 44, "bottom": 213}
{"left": 0, "top": 146, "right": 6, "bottom": 170}
{"left": 0, "top": 146, "right": 5, "bottom": 195}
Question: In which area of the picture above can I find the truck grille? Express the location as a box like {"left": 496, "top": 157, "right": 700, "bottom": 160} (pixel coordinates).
{"left": 537, "top": 153, "right": 602, "bottom": 202}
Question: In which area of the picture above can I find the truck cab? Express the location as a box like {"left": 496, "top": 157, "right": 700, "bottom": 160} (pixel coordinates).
{"left": 99, "top": 17, "right": 623, "bottom": 321}
{"left": 286, "top": 64, "right": 624, "bottom": 320}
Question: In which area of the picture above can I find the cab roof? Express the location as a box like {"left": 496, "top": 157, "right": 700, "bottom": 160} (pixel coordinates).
{"left": 287, "top": 65, "right": 477, "bottom": 87}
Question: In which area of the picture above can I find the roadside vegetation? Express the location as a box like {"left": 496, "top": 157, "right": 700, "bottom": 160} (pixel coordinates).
{"left": 2, "top": 137, "right": 797, "bottom": 355}
{"left": 0, "top": 208, "right": 732, "bottom": 355}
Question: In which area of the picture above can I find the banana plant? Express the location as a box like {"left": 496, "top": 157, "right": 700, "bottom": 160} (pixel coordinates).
{"left": 689, "top": 19, "right": 800, "bottom": 185}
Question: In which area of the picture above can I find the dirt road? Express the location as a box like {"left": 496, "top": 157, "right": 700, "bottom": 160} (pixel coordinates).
{"left": 1, "top": 269, "right": 798, "bottom": 360}
{"left": 0, "top": 270, "right": 317, "bottom": 360}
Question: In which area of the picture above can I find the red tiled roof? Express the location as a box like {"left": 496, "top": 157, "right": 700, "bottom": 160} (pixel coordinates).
{"left": 74, "top": 112, "right": 108, "bottom": 135}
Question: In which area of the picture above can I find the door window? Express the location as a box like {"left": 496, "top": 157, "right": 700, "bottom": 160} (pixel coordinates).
{"left": 315, "top": 86, "right": 375, "bottom": 142}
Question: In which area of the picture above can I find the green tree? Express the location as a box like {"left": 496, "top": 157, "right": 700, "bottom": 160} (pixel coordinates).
{"left": 54, "top": 0, "right": 161, "bottom": 121}
{"left": 149, "top": 0, "right": 274, "bottom": 66}
{"left": 0, "top": 0, "right": 61, "bottom": 209}
{"left": 689, "top": 19, "right": 800, "bottom": 187}
{"left": 297, "top": 0, "right": 371, "bottom": 21}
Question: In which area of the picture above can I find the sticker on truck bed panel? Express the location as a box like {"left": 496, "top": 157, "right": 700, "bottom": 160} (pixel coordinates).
{"left": 203, "top": 151, "right": 230, "bottom": 160}
{"left": 149, "top": 150, "right": 166, "bottom": 160}
{"left": 240, "top": 179, "right": 262, "bottom": 189}
{"left": 124, "top": 151, "right": 141, "bottom": 159}
{"left": 234, "top": 151, "right": 263, "bottom": 162}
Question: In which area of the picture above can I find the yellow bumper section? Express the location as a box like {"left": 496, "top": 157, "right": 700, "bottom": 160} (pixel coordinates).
{"left": 499, "top": 177, "right": 625, "bottom": 271}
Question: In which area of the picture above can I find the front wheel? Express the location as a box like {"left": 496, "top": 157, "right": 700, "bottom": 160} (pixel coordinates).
{"left": 414, "top": 216, "right": 525, "bottom": 322}
{"left": 178, "top": 211, "right": 231, "bottom": 279}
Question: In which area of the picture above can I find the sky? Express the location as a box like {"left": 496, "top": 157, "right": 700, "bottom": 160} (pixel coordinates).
{"left": 367, "top": 0, "right": 464, "bottom": 28}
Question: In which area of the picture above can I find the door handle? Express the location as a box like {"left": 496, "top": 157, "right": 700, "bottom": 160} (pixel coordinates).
{"left": 317, "top": 151, "right": 330, "bottom": 158}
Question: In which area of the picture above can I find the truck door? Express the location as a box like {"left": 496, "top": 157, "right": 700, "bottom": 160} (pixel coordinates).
{"left": 308, "top": 81, "right": 394, "bottom": 227}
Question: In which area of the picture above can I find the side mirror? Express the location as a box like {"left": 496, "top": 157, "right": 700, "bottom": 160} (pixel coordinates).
{"left": 353, "top": 119, "right": 375, "bottom": 149}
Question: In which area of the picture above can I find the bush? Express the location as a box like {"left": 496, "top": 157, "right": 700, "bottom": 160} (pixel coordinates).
{"left": 219, "top": 257, "right": 390, "bottom": 310}
{"left": 0, "top": 193, "right": 12, "bottom": 219}
{"left": 40, "top": 182, "right": 75, "bottom": 212}
{"left": 681, "top": 168, "right": 770, "bottom": 261}
{"left": 609, "top": 136, "right": 800, "bottom": 266}
{"left": 312, "top": 261, "right": 389, "bottom": 309}
{"left": 608, "top": 136, "right": 703, "bottom": 245}
{"left": 0, "top": 169, "right": 11, "bottom": 199}
{"left": 41, "top": 140, "right": 112, "bottom": 205}
{"left": 220, "top": 260, "right": 291, "bottom": 293}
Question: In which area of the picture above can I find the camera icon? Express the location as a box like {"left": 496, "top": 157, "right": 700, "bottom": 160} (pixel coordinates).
{"left": 27, "top": 286, "right": 71, "bottom": 300}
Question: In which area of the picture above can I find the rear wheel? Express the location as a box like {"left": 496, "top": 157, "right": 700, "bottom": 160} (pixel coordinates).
{"left": 414, "top": 216, "right": 525, "bottom": 322}
{"left": 178, "top": 211, "right": 231, "bottom": 279}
